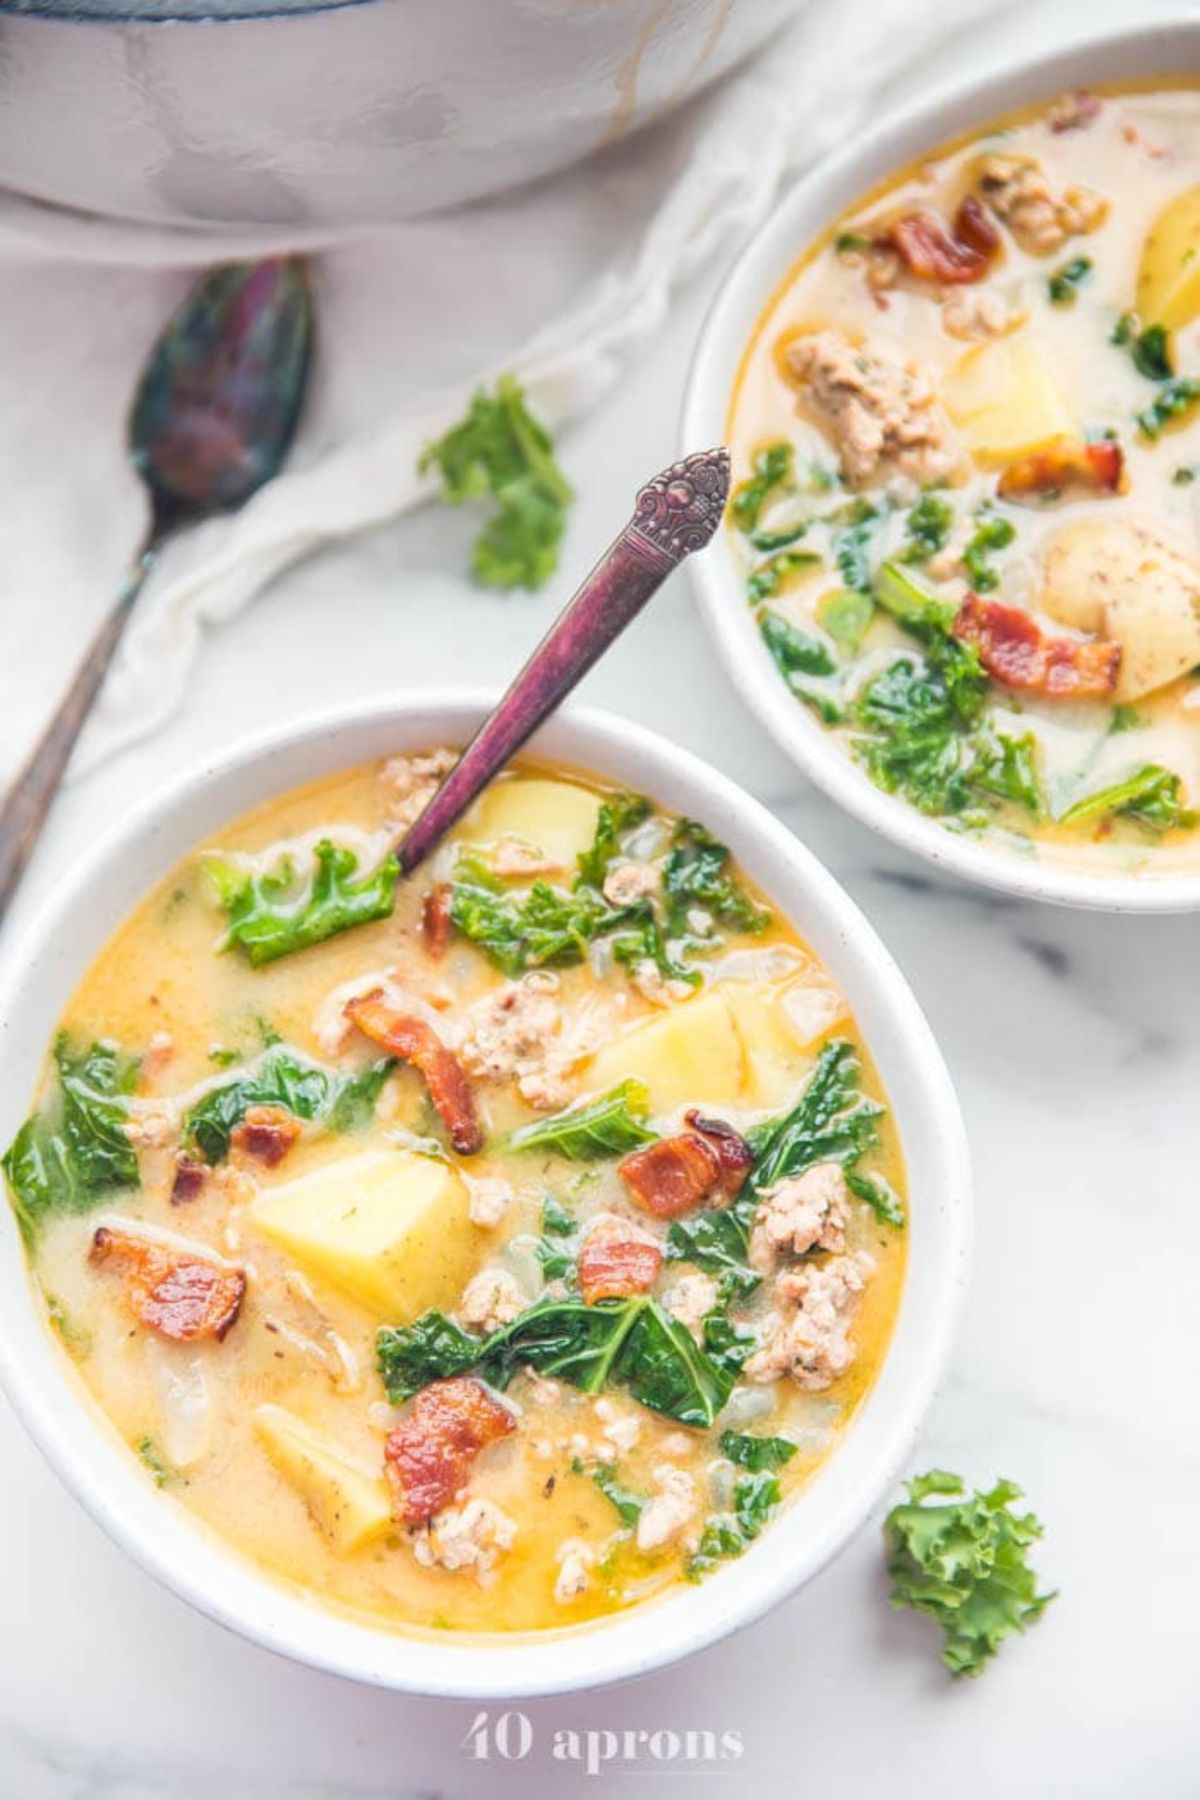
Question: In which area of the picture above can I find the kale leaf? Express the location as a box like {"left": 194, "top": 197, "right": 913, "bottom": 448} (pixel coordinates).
{"left": 961, "top": 511, "right": 1015, "bottom": 594}
{"left": 1047, "top": 256, "right": 1092, "bottom": 306}
{"left": 688, "top": 1470, "right": 782, "bottom": 1578}
{"left": 183, "top": 1043, "right": 394, "bottom": 1162}
{"left": 575, "top": 791, "right": 651, "bottom": 889}
{"left": 885, "top": 1469, "right": 1056, "bottom": 1677}
{"left": 899, "top": 493, "right": 953, "bottom": 563}
{"left": 508, "top": 1081, "right": 655, "bottom": 1161}
{"left": 719, "top": 1429, "right": 798, "bottom": 1472}
{"left": 3, "top": 1037, "right": 140, "bottom": 1245}
{"left": 578, "top": 1458, "right": 645, "bottom": 1526}
{"left": 377, "top": 1293, "right": 738, "bottom": 1428}
{"left": 1136, "top": 377, "right": 1200, "bottom": 440}
{"left": 730, "top": 442, "right": 793, "bottom": 532}
{"left": 853, "top": 561, "right": 1041, "bottom": 824}
{"left": 418, "top": 374, "right": 574, "bottom": 591}
{"left": 747, "top": 547, "right": 821, "bottom": 602}
{"left": 665, "top": 1199, "right": 760, "bottom": 1295}
{"left": 1059, "top": 763, "right": 1195, "bottom": 832}
{"left": 760, "top": 613, "right": 843, "bottom": 725}
{"left": 747, "top": 1038, "right": 886, "bottom": 1194}
{"left": 447, "top": 856, "right": 618, "bottom": 976}
{"left": 662, "top": 818, "right": 770, "bottom": 938}
{"left": 207, "top": 839, "right": 399, "bottom": 968}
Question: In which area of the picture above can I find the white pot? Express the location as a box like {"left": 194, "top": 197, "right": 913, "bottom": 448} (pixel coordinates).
{"left": 684, "top": 17, "right": 1200, "bottom": 912}
{"left": 0, "top": 693, "right": 969, "bottom": 1696}
{"left": 0, "top": 0, "right": 802, "bottom": 229}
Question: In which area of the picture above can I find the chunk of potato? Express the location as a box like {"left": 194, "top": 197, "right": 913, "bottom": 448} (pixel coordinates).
{"left": 723, "top": 978, "right": 848, "bottom": 1109}
{"left": 461, "top": 777, "right": 601, "bottom": 868}
{"left": 255, "top": 1405, "right": 392, "bottom": 1552}
{"left": 1136, "top": 185, "right": 1200, "bottom": 333}
{"left": 943, "top": 334, "right": 1075, "bottom": 466}
{"left": 251, "top": 1147, "right": 479, "bottom": 1319}
{"left": 585, "top": 990, "right": 747, "bottom": 1114}
{"left": 1041, "top": 516, "right": 1200, "bottom": 701}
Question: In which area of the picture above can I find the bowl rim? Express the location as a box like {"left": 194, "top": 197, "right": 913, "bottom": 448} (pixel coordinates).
{"left": 0, "top": 689, "right": 970, "bottom": 1696}
{"left": 683, "top": 14, "right": 1200, "bottom": 914}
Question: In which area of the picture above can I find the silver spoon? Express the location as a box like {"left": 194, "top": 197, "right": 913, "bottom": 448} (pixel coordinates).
{"left": 0, "top": 257, "right": 314, "bottom": 922}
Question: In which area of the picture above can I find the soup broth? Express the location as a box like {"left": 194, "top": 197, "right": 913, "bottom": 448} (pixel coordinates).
{"left": 729, "top": 83, "right": 1200, "bottom": 877}
{"left": 4, "top": 752, "right": 905, "bottom": 1634}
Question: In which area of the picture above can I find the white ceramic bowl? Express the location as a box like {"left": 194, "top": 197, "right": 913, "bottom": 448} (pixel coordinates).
{"left": 684, "top": 17, "right": 1200, "bottom": 913}
{"left": 0, "top": 693, "right": 969, "bottom": 1696}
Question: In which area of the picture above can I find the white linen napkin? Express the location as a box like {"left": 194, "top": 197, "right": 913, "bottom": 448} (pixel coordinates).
{"left": 0, "top": 0, "right": 1003, "bottom": 782}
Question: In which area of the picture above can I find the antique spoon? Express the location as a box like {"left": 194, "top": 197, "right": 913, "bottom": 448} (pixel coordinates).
{"left": 396, "top": 445, "right": 731, "bottom": 872}
{"left": 0, "top": 256, "right": 314, "bottom": 923}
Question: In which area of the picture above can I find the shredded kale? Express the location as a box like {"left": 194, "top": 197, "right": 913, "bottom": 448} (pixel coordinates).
{"left": 377, "top": 1293, "right": 738, "bottom": 1428}
{"left": 575, "top": 1457, "right": 645, "bottom": 1526}
{"left": 183, "top": 1042, "right": 394, "bottom": 1162}
{"left": 1059, "top": 763, "right": 1195, "bottom": 832}
{"left": 447, "top": 856, "right": 621, "bottom": 977}
{"left": 418, "top": 374, "right": 574, "bottom": 591}
{"left": 961, "top": 510, "right": 1016, "bottom": 594}
{"left": 719, "top": 1429, "right": 798, "bottom": 1472}
{"left": 746, "top": 1038, "right": 885, "bottom": 1193}
{"left": 1137, "top": 377, "right": 1200, "bottom": 440}
{"left": 137, "top": 1435, "right": 176, "bottom": 1489}
{"left": 747, "top": 546, "right": 821, "bottom": 602}
{"left": 688, "top": 1470, "right": 782, "bottom": 1578}
{"left": 1047, "top": 256, "right": 1092, "bottom": 305}
{"left": 574, "top": 791, "right": 651, "bottom": 890}
{"left": 730, "top": 442, "right": 793, "bottom": 532}
{"left": 834, "top": 501, "right": 880, "bottom": 593}
{"left": 662, "top": 818, "right": 770, "bottom": 938}
{"left": 206, "top": 839, "right": 399, "bottom": 967}
{"left": 852, "top": 561, "right": 1041, "bottom": 823}
{"left": 665, "top": 1198, "right": 760, "bottom": 1295}
{"left": 450, "top": 800, "right": 753, "bottom": 986}
{"left": 530, "top": 1197, "right": 579, "bottom": 1282}
{"left": 3, "top": 1037, "right": 140, "bottom": 1245}
{"left": 899, "top": 493, "right": 953, "bottom": 563}
{"left": 885, "top": 1469, "right": 1055, "bottom": 1677}
{"left": 760, "top": 613, "right": 843, "bottom": 725}
{"left": 509, "top": 1081, "right": 654, "bottom": 1161}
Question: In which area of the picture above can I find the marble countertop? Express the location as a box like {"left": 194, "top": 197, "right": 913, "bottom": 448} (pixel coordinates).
{"left": 4, "top": 3, "right": 1199, "bottom": 1795}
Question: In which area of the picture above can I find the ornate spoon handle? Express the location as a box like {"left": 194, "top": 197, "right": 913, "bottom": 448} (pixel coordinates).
{"left": 397, "top": 447, "right": 730, "bottom": 873}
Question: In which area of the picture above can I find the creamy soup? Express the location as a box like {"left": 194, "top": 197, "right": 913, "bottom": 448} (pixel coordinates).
{"left": 3, "top": 752, "right": 905, "bottom": 1636}
{"left": 729, "top": 83, "right": 1200, "bottom": 877}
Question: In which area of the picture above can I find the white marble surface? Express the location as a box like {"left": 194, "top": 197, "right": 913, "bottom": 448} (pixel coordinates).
{"left": 4, "top": 2, "right": 1200, "bottom": 1795}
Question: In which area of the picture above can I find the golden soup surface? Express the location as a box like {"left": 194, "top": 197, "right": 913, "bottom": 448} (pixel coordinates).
{"left": 4, "top": 752, "right": 905, "bottom": 1635}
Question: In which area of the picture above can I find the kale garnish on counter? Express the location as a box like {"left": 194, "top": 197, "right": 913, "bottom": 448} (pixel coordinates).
{"left": 885, "top": 1469, "right": 1056, "bottom": 1676}
{"left": 3, "top": 1037, "right": 140, "bottom": 1244}
{"left": 206, "top": 839, "right": 399, "bottom": 967}
{"left": 419, "top": 374, "right": 574, "bottom": 592}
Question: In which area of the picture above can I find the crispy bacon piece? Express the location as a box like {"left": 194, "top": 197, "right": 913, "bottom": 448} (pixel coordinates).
{"left": 170, "top": 1155, "right": 208, "bottom": 1204}
{"left": 422, "top": 883, "right": 453, "bottom": 959}
{"left": 887, "top": 195, "right": 1000, "bottom": 285}
{"left": 997, "top": 438, "right": 1124, "bottom": 505}
{"left": 954, "top": 593, "right": 1121, "bottom": 699}
{"left": 90, "top": 1224, "right": 245, "bottom": 1341}
{"left": 231, "top": 1103, "right": 301, "bottom": 1168}
{"left": 345, "top": 989, "right": 483, "bottom": 1155}
{"left": 579, "top": 1218, "right": 664, "bottom": 1304}
{"left": 684, "top": 1112, "right": 755, "bottom": 1197}
{"left": 384, "top": 1376, "right": 515, "bottom": 1526}
{"left": 619, "top": 1114, "right": 752, "bottom": 1219}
